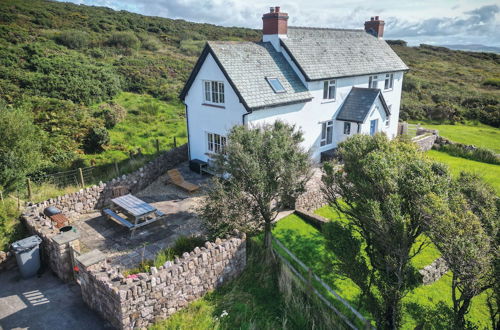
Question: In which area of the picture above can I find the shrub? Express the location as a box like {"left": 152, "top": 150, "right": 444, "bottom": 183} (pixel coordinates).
{"left": 107, "top": 31, "right": 140, "bottom": 50}
{"left": 439, "top": 144, "right": 500, "bottom": 165}
{"left": 54, "top": 30, "right": 89, "bottom": 49}
{"left": 99, "top": 102, "right": 127, "bottom": 129}
{"left": 0, "top": 200, "right": 23, "bottom": 251}
{"left": 482, "top": 78, "right": 500, "bottom": 88}
{"left": 180, "top": 39, "right": 206, "bottom": 56}
{"left": 83, "top": 127, "right": 109, "bottom": 153}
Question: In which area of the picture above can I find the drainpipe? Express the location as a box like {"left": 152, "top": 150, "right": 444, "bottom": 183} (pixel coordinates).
{"left": 242, "top": 110, "right": 252, "bottom": 127}
{"left": 183, "top": 101, "right": 191, "bottom": 160}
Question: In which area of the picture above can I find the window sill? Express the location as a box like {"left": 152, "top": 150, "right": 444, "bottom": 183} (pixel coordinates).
{"left": 321, "top": 99, "right": 336, "bottom": 104}
{"left": 383, "top": 88, "right": 393, "bottom": 92}
{"left": 202, "top": 103, "right": 225, "bottom": 109}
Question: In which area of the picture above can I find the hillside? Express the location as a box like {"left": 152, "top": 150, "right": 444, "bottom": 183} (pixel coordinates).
{"left": 0, "top": 0, "right": 499, "bottom": 189}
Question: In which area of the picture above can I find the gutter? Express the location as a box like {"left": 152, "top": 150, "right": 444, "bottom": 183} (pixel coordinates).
{"left": 183, "top": 101, "right": 191, "bottom": 160}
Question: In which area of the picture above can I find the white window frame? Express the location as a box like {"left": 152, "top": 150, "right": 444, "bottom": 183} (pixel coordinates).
{"left": 320, "top": 120, "right": 334, "bottom": 146}
{"left": 384, "top": 73, "right": 394, "bottom": 91}
{"left": 203, "top": 80, "right": 225, "bottom": 104}
{"left": 207, "top": 132, "right": 226, "bottom": 154}
{"left": 266, "top": 77, "right": 286, "bottom": 93}
{"left": 323, "top": 80, "right": 336, "bottom": 100}
{"left": 368, "top": 75, "right": 379, "bottom": 89}
{"left": 343, "top": 122, "right": 351, "bottom": 135}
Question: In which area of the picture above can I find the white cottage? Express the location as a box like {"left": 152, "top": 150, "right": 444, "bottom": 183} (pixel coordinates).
{"left": 180, "top": 7, "right": 408, "bottom": 164}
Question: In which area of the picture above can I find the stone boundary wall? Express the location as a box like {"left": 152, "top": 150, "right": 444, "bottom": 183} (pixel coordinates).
{"left": 412, "top": 131, "right": 438, "bottom": 151}
{"left": 76, "top": 232, "right": 246, "bottom": 329}
{"left": 20, "top": 144, "right": 188, "bottom": 282}
{"left": 295, "top": 209, "right": 329, "bottom": 231}
{"left": 419, "top": 257, "right": 448, "bottom": 285}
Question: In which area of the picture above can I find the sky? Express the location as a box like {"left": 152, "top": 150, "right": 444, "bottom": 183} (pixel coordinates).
{"left": 59, "top": 0, "right": 500, "bottom": 46}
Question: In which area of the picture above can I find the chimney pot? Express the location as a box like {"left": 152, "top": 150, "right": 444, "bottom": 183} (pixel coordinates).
{"left": 364, "top": 16, "right": 385, "bottom": 38}
{"left": 262, "top": 6, "right": 288, "bottom": 36}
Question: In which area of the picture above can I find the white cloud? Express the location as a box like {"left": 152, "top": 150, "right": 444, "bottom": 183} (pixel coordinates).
{"left": 61, "top": 0, "right": 500, "bottom": 46}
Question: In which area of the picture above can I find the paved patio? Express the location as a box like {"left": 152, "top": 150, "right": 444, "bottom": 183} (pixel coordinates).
{"left": 0, "top": 268, "right": 111, "bottom": 330}
{"left": 73, "top": 162, "right": 211, "bottom": 270}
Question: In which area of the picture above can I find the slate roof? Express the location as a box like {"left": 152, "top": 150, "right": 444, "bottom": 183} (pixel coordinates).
{"left": 336, "top": 87, "right": 390, "bottom": 123}
{"left": 208, "top": 41, "right": 312, "bottom": 110}
{"left": 282, "top": 27, "right": 409, "bottom": 80}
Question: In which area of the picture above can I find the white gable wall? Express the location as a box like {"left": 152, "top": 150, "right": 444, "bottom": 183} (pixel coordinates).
{"left": 184, "top": 53, "right": 247, "bottom": 162}
{"left": 359, "top": 98, "right": 388, "bottom": 135}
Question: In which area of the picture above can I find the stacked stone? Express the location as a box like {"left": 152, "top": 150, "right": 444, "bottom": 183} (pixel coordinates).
{"left": 0, "top": 250, "right": 15, "bottom": 271}
{"left": 78, "top": 232, "right": 246, "bottom": 330}
{"left": 419, "top": 257, "right": 449, "bottom": 285}
{"left": 17, "top": 144, "right": 188, "bottom": 283}
{"left": 412, "top": 134, "right": 438, "bottom": 151}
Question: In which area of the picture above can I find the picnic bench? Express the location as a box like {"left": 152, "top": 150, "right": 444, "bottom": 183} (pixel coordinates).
{"left": 103, "top": 194, "right": 165, "bottom": 236}
{"left": 167, "top": 169, "right": 199, "bottom": 192}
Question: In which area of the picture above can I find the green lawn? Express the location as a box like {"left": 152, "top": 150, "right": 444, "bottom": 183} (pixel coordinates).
{"left": 427, "top": 150, "right": 500, "bottom": 194}
{"left": 273, "top": 208, "right": 491, "bottom": 329}
{"left": 419, "top": 123, "right": 500, "bottom": 153}
{"left": 86, "top": 92, "right": 187, "bottom": 166}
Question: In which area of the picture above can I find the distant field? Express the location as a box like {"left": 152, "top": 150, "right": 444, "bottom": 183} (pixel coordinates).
{"left": 86, "top": 92, "right": 187, "bottom": 166}
{"left": 427, "top": 150, "right": 500, "bottom": 194}
{"left": 419, "top": 123, "right": 500, "bottom": 153}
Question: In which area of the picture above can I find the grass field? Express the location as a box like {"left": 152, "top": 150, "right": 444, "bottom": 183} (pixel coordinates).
{"left": 86, "top": 92, "right": 187, "bottom": 166}
{"left": 273, "top": 208, "right": 491, "bottom": 329}
{"left": 427, "top": 150, "right": 500, "bottom": 194}
{"left": 418, "top": 123, "right": 500, "bottom": 153}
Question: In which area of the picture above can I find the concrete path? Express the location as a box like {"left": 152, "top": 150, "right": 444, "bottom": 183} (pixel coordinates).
{"left": 0, "top": 268, "right": 111, "bottom": 330}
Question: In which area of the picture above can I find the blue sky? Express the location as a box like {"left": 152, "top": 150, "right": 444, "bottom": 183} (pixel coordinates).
{"left": 59, "top": 0, "right": 500, "bottom": 46}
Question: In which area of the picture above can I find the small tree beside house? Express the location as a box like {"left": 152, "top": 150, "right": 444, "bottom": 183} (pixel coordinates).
{"left": 200, "top": 121, "right": 311, "bottom": 254}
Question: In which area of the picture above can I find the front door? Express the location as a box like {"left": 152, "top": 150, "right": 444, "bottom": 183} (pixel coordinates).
{"left": 370, "top": 119, "right": 378, "bottom": 136}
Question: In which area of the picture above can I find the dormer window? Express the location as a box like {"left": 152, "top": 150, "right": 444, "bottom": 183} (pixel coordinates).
{"left": 368, "top": 75, "right": 379, "bottom": 88}
{"left": 266, "top": 77, "right": 286, "bottom": 93}
{"left": 323, "top": 79, "right": 336, "bottom": 100}
{"left": 203, "top": 81, "right": 225, "bottom": 104}
{"left": 384, "top": 73, "right": 394, "bottom": 90}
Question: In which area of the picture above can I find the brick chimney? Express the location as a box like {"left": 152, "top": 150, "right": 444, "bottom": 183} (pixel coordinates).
{"left": 364, "top": 16, "right": 384, "bottom": 38}
{"left": 262, "top": 6, "right": 288, "bottom": 51}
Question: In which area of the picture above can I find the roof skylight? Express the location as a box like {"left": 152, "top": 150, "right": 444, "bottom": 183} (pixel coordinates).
{"left": 266, "top": 77, "right": 286, "bottom": 93}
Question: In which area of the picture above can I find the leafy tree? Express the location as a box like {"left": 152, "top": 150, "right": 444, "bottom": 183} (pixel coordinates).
{"left": 200, "top": 121, "right": 311, "bottom": 252}
{"left": 322, "top": 134, "right": 450, "bottom": 329}
{"left": 426, "top": 173, "right": 499, "bottom": 328}
{"left": 0, "top": 102, "right": 46, "bottom": 192}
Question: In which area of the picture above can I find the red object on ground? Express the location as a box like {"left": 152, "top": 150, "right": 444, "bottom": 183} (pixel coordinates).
{"left": 73, "top": 266, "right": 79, "bottom": 272}
{"left": 49, "top": 213, "right": 69, "bottom": 229}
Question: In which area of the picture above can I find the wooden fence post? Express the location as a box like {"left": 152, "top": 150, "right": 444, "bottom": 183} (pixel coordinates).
{"left": 0, "top": 190, "right": 4, "bottom": 206}
{"left": 17, "top": 190, "right": 20, "bottom": 210}
{"left": 173, "top": 136, "right": 177, "bottom": 148}
{"left": 26, "top": 178, "right": 32, "bottom": 201}
{"left": 155, "top": 139, "right": 160, "bottom": 153}
{"left": 114, "top": 161, "right": 120, "bottom": 177}
{"left": 78, "top": 168, "right": 85, "bottom": 188}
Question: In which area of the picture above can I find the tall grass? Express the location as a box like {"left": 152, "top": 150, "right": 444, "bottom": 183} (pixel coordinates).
{"left": 0, "top": 199, "right": 24, "bottom": 251}
{"left": 438, "top": 144, "right": 500, "bottom": 165}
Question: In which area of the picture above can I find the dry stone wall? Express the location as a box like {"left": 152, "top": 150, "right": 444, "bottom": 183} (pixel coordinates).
{"left": 20, "top": 145, "right": 188, "bottom": 282}
{"left": 76, "top": 232, "right": 246, "bottom": 329}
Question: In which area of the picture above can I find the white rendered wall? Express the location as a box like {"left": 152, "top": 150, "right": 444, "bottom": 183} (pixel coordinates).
{"left": 247, "top": 72, "right": 404, "bottom": 162}
{"left": 359, "top": 97, "right": 388, "bottom": 135}
{"left": 184, "top": 53, "right": 247, "bottom": 162}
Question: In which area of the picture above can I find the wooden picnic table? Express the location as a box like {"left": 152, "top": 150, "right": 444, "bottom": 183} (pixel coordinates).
{"left": 108, "top": 194, "right": 164, "bottom": 236}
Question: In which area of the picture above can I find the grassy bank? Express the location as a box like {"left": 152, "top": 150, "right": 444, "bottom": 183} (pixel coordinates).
{"left": 427, "top": 150, "right": 500, "bottom": 194}
{"left": 419, "top": 123, "right": 500, "bottom": 153}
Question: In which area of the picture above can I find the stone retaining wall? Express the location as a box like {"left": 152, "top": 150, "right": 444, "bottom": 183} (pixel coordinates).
{"left": 419, "top": 257, "right": 448, "bottom": 285}
{"left": 412, "top": 133, "right": 438, "bottom": 151}
{"left": 295, "top": 209, "right": 329, "bottom": 230}
{"left": 76, "top": 232, "right": 246, "bottom": 329}
{"left": 21, "top": 145, "right": 188, "bottom": 282}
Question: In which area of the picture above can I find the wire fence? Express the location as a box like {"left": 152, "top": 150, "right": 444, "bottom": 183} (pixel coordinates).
{"left": 1, "top": 137, "right": 183, "bottom": 206}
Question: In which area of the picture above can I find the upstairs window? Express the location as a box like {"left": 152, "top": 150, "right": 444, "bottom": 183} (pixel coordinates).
{"left": 204, "top": 81, "right": 225, "bottom": 104}
{"left": 343, "top": 122, "right": 351, "bottom": 135}
{"left": 266, "top": 77, "right": 286, "bottom": 93}
{"left": 323, "top": 80, "right": 336, "bottom": 100}
{"left": 320, "top": 120, "right": 333, "bottom": 146}
{"left": 368, "top": 75, "right": 379, "bottom": 88}
{"left": 384, "top": 73, "right": 394, "bottom": 90}
{"left": 207, "top": 133, "right": 226, "bottom": 154}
